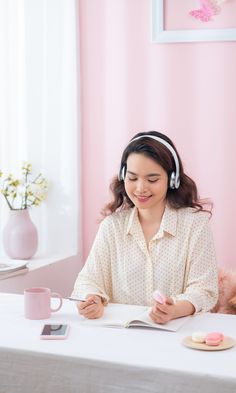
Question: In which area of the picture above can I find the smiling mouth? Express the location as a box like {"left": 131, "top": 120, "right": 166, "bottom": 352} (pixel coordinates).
{"left": 134, "top": 195, "right": 152, "bottom": 202}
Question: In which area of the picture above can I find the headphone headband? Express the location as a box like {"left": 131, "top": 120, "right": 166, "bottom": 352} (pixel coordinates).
{"left": 119, "top": 134, "right": 180, "bottom": 189}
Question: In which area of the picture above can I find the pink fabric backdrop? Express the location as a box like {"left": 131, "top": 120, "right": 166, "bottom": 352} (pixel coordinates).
{"left": 79, "top": 0, "right": 236, "bottom": 269}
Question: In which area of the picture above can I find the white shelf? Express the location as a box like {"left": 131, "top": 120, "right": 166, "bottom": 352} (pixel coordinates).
{"left": 27, "top": 254, "right": 75, "bottom": 271}
{"left": 0, "top": 254, "right": 73, "bottom": 280}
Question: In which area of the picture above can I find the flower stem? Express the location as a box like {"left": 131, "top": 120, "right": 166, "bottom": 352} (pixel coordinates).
{"left": 3, "top": 195, "right": 12, "bottom": 210}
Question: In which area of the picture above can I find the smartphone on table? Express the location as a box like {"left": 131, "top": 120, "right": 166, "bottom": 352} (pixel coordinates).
{"left": 40, "top": 324, "right": 70, "bottom": 340}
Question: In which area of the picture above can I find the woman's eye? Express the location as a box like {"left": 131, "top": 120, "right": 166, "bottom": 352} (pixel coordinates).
{"left": 127, "top": 177, "right": 159, "bottom": 183}
{"left": 148, "top": 179, "right": 158, "bottom": 183}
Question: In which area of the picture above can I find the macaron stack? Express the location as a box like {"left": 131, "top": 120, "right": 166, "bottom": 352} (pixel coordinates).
{"left": 191, "top": 331, "right": 224, "bottom": 346}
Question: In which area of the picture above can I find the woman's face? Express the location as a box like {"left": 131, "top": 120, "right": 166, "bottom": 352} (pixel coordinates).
{"left": 124, "top": 153, "right": 168, "bottom": 211}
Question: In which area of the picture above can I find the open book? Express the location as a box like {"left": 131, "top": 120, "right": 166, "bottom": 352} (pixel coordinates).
{"left": 79, "top": 303, "right": 190, "bottom": 332}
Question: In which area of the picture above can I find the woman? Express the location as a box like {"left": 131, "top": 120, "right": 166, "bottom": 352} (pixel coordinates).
{"left": 72, "top": 131, "right": 218, "bottom": 323}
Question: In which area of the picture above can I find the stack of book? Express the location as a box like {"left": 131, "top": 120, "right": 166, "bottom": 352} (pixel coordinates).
{"left": 0, "top": 261, "right": 28, "bottom": 280}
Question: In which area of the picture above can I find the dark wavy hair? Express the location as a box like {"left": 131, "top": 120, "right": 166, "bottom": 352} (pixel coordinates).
{"left": 102, "top": 131, "right": 212, "bottom": 216}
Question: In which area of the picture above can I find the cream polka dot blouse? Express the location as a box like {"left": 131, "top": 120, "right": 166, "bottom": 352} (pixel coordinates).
{"left": 72, "top": 205, "right": 218, "bottom": 312}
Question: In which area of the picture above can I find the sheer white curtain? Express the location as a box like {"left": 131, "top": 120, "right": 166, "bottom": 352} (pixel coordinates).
{"left": 0, "top": 0, "right": 80, "bottom": 258}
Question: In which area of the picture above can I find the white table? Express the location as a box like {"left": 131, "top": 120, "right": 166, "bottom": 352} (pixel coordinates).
{"left": 0, "top": 293, "right": 236, "bottom": 393}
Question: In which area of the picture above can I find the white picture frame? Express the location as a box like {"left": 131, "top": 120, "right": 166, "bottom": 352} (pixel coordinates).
{"left": 151, "top": 0, "right": 236, "bottom": 43}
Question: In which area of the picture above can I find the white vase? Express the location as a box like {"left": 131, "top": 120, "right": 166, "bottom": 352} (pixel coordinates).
{"left": 3, "top": 209, "right": 38, "bottom": 260}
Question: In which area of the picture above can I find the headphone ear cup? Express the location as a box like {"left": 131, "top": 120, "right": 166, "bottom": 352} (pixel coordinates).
{"left": 119, "top": 165, "right": 126, "bottom": 181}
{"left": 169, "top": 172, "right": 176, "bottom": 189}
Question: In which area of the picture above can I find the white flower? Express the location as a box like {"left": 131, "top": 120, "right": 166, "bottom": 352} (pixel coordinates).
{"left": 0, "top": 162, "right": 48, "bottom": 210}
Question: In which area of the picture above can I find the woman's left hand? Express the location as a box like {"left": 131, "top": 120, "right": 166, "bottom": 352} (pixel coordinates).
{"left": 150, "top": 298, "right": 195, "bottom": 324}
{"left": 149, "top": 297, "right": 175, "bottom": 324}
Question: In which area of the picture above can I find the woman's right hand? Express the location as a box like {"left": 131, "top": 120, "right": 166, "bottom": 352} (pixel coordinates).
{"left": 77, "top": 294, "right": 104, "bottom": 319}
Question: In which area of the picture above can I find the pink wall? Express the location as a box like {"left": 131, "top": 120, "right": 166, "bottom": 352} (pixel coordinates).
{"left": 80, "top": 0, "right": 236, "bottom": 269}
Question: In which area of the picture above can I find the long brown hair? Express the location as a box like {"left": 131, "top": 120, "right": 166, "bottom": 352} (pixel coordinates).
{"left": 102, "top": 131, "right": 212, "bottom": 216}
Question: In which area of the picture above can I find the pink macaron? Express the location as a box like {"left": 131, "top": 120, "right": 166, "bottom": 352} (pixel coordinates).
{"left": 153, "top": 290, "right": 166, "bottom": 304}
{"left": 205, "top": 332, "right": 224, "bottom": 346}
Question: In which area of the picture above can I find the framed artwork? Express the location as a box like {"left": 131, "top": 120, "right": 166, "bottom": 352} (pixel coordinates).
{"left": 152, "top": 0, "right": 236, "bottom": 43}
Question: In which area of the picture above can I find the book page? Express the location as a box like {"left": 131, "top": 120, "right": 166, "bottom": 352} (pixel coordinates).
{"left": 0, "top": 267, "right": 29, "bottom": 280}
{"left": 0, "top": 260, "right": 27, "bottom": 273}
{"left": 127, "top": 309, "right": 190, "bottom": 332}
{"left": 79, "top": 303, "right": 190, "bottom": 331}
{"left": 80, "top": 303, "right": 148, "bottom": 328}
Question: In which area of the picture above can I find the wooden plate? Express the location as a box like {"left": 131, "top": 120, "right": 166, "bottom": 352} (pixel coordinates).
{"left": 183, "top": 336, "right": 235, "bottom": 351}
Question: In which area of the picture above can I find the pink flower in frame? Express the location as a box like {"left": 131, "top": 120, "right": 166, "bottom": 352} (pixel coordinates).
{"left": 189, "top": 0, "right": 222, "bottom": 22}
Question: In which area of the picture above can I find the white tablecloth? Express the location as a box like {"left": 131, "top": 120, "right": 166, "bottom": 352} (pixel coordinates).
{"left": 0, "top": 293, "right": 236, "bottom": 393}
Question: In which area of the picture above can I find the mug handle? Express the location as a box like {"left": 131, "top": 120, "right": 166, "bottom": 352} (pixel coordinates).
{"left": 50, "top": 292, "right": 63, "bottom": 312}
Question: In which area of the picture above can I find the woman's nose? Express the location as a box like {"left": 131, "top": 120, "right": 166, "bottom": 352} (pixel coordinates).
{"left": 136, "top": 179, "right": 147, "bottom": 192}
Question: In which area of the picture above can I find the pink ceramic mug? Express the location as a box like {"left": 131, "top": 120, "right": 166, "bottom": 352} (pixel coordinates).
{"left": 24, "top": 287, "right": 63, "bottom": 320}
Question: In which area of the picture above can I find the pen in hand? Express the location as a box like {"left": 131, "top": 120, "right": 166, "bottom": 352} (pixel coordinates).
{"left": 66, "top": 297, "right": 99, "bottom": 304}
{"left": 67, "top": 297, "right": 86, "bottom": 302}
{"left": 152, "top": 290, "right": 167, "bottom": 304}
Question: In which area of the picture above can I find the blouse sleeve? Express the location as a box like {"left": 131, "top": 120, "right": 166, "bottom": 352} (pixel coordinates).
{"left": 71, "top": 217, "right": 112, "bottom": 304}
{"left": 173, "top": 213, "right": 218, "bottom": 313}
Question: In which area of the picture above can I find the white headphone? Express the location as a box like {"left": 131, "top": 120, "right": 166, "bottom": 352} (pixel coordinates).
{"left": 119, "top": 135, "right": 180, "bottom": 189}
